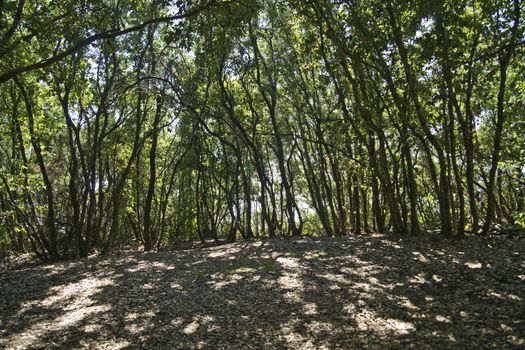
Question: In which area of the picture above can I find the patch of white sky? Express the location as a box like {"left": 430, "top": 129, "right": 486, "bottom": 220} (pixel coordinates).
{"left": 258, "top": 15, "right": 270, "bottom": 30}
{"left": 415, "top": 17, "right": 434, "bottom": 40}
{"left": 415, "top": 18, "right": 436, "bottom": 83}
{"left": 167, "top": 1, "right": 182, "bottom": 17}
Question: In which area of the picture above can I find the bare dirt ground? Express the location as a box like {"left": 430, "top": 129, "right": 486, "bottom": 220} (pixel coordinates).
{"left": 1, "top": 234, "right": 524, "bottom": 349}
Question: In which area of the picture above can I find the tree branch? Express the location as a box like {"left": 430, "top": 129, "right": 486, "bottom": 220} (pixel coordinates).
{"left": 0, "top": 0, "right": 226, "bottom": 84}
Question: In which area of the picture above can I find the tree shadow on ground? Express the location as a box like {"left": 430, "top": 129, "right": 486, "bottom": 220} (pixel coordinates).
{"left": 1, "top": 234, "right": 523, "bottom": 349}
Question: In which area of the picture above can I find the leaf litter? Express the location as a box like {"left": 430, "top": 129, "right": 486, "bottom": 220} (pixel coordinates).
{"left": 0, "top": 233, "right": 524, "bottom": 349}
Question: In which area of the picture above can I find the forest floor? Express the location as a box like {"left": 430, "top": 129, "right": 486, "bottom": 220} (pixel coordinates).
{"left": 1, "top": 234, "right": 524, "bottom": 349}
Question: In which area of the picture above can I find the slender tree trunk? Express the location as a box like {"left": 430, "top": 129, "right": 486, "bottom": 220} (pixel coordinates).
{"left": 143, "top": 96, "right": 163, "bottom": 251}
{"left": 483, "top": 0, "right": 520, "bottom": 234}
{"left": 16, "top": 79, "right": 59, "bottom": 259}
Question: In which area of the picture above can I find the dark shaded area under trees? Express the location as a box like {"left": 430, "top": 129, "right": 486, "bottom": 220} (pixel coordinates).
{"left": 1, "top": 235, "right": 524, "bottom": 349}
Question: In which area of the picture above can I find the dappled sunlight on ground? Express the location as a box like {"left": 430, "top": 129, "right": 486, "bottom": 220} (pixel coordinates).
{"left": 1, "top": 234, "right": 524, "bottom": 349}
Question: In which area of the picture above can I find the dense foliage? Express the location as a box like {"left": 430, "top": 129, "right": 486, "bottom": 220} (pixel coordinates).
{"left": 0, "top": 0, "right": 524, "bottom": 260}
